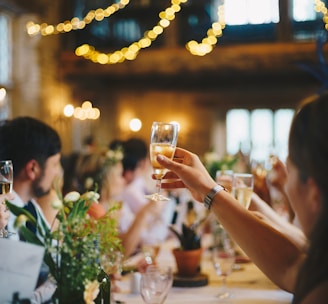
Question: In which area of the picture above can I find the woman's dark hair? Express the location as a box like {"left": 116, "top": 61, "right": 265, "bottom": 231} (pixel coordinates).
{"left": 122, "top": 137, "right": 148, "bottom": 174}
{"left": 0, "top": 116, "right": 61, "bottom": 177}
{"left": 289, "top": 94, "right": 328, "bottom": 303}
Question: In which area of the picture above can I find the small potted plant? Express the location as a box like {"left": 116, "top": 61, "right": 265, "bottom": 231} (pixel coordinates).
{"left": 169, "top": 223, "right": 202, "bottom": 277}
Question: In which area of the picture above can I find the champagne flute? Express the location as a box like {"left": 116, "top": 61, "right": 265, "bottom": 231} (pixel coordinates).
{"left": 0, "top": 160, "right": 14, "bottom": 238}
{"left": 146, "top": 122, "right": 179, "bottom": 202}
{"left": 212, "top": 228, "right": 235, "bottom": 299}
{"left": 232, "top": 173, "right": 254, "bottom": 209}
{"left": 140, "top": 265, "right": 173, "bottom": 304}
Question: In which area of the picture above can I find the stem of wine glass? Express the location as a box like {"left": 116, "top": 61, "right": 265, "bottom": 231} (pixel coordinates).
{"left": 156, "top": 179, "right": 162, "bottom": 195}
{"left": 216, "top": 275, "right": 231, "bottom": 299}
{"left": 221, "top": 275, "right": 227, "bottom": 291}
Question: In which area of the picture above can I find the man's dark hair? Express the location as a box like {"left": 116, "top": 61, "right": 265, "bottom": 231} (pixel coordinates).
{"left": 0, "top": 116, "right": 61, "bottom": 177}
{"left": 122, "top": 137, "right": 148, "bottom": 173}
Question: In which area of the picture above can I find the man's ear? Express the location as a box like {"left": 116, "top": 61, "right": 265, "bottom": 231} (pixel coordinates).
{"left": 25, "top": 159, "right": 39, "bottom": 180}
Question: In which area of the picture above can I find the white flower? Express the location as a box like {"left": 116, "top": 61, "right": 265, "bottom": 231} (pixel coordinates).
{"left": 14, "top": 214, "right": 28, "bottom": 229}
{"left": 106, "top": 149, "right": 123, "bottom": 162}
{"left": 81, "top": 191, "right": 100, "bottom": 203}
{"left": 106, "top": 150, "right": 115, "bottom": 159}
{"left": 51, "top": 198, "right": 63, "bottom": 210}
{"left": 83, "top": 280, "right": 100, "bottom": 304}
{"left": 63, "top": 191, "right": 80, "bottom": 202}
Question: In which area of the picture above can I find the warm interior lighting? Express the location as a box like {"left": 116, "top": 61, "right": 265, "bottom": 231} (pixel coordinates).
{"left": 26, "top": 0, "right": 130, "bottom": 36}
{"left": 63, "top": 104, "right": 74, "bottom": 117}
{"left": 129, "top": 118, "right": 142, "bottom": 132}
{"left": 74, "top": 0, "right": 188, "bottom": 64}
{"left": 0, "top": 88, "right": 6, "bottom": 101}
{"left": 25, "top": 0, "right": 323, "bottom": 63}
{"left": 170, "top": 121, "right": 181, "bottom": 131}
{"left": 64, "top": 101, "right": 100, "bottom": 120}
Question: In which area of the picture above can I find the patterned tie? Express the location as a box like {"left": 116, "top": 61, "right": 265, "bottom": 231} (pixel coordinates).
{"left": 23, "top": 201, "right": 37, "bottom": 234}
{"left": 23, "top": 201, "right": 50, "bottom": 289}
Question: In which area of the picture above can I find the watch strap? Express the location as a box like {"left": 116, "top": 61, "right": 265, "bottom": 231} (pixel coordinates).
{"left": 204, "top": 184, "right": 225, "bottom": 210}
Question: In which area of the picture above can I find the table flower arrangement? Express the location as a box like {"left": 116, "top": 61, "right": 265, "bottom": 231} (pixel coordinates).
{"left": 7, "top": 190, "right": 122, "bottom": 304}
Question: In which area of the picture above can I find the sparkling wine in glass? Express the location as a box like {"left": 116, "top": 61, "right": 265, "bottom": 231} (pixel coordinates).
{"left": 232, "top": 173, "right": 254, "bottom": 209}
{"left": 0, "top": 160, "right": 14, "bottom": 238}
{"left": 146, "top": 122, "right": 179, "bottom": 202}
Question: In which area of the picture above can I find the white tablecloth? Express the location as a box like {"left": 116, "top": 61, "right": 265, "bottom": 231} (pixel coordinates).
{"left": 113, "top": 236, "right": 293, "bottom": 304}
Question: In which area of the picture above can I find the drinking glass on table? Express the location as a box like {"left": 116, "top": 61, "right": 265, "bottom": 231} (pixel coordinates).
{"left": 0, "top": 160, "right": 14, "bottom": 238}
{"left": 212, "top": 228, "right": 235, "bottom": 299}
{"left": 232, "top": 173, "right": 254, "bottom": 209}
{"left": 145, "top": 122, "right": 179, "bottom": 202}
{"left": 140, "top": 265, "right": 173, "bottom": 304}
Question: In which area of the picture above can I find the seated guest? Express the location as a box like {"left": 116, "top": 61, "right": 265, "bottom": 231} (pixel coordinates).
{"left": 118, "top": 137, "right": 173, "bottom": 244}
{"left": 0, "top": 116, "right": 62, "bottom": 303}
{"left": 74, "top": 148, "right": 161, "bottom": 257}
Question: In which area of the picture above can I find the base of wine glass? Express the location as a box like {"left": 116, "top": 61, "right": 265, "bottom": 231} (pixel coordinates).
{"left": 216, "top": 289, "right": 233, "bottom": 300}
{"left": 145, "top": 193, "right": 170, "bottom": 202}
{"left": 216, "top": 285, "right": 234, "bottom": 300}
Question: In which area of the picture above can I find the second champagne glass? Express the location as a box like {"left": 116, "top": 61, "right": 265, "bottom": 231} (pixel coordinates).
{"left": 146, "top": 122, "right": 179, "bottom": 202}
{"left": 232, "top": 173, "right": 254, "bottom": 209}
{"left": 0, "top": 160, "right": 14, "bottom": 238}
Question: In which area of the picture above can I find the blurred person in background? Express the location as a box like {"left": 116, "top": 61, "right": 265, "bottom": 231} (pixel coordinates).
{"left": 74, "top": 147, "right": 162, "bottom": 258}
{"left": 118, "top": 137, "right": 174, "bottom": 245}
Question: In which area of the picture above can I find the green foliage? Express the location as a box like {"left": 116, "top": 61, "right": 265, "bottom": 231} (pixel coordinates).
{"left": 6, "top": 191, "right": 122, "bottom": 303}
{"left": 169, "top": 223, "right": 201, "bottom": 251}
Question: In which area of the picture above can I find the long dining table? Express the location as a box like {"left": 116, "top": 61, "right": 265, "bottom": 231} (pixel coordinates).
{"left": 112, "top": 235, "right": 293, "bottom": 304}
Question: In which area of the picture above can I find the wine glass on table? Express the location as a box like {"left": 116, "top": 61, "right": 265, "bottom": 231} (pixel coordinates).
{"left": 145, "top": 122, "right": 179, "bottom": 202}
{"left": 0, "top": 160, "right": 14, "bottom": 238}
{"left": 140, "top": 265, "right": 173, "bottom": 304}
{"left": 232, "top": 173, "right": 254, "bottom": 209}
{"left": 212, "top": 228, "right": 235, "bottom": 299}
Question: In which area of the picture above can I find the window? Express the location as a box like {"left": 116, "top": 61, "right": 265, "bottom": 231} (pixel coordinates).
{"left": 293, "top": 0, "right": 318, "bottom": 21}
{"left": 223, "top": 0, "right": 279, "bottom": 25}
{"left": 0, "top": 11, "right": 12, "bottom": 120}
{"left": 292, "top": 0, "right": 323, "bottom": 40}
{"left": 209, "top": 0, "right": 323, "bottom": 42}
{"left": 226, "top": 108, "right": 294, "bottom": 162}
{"left": 0, "top": 12, "right": 11, "bottom": 85}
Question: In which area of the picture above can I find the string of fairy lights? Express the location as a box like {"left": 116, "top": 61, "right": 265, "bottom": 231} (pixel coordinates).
{"left": 25, "top": 0, "right": 326, "bottom": 63}
{"left": 25, "top": 0, "right": 224, "bottom": 61}
{"left": 315, "top": 0, "right": 328, "bottom": 29}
